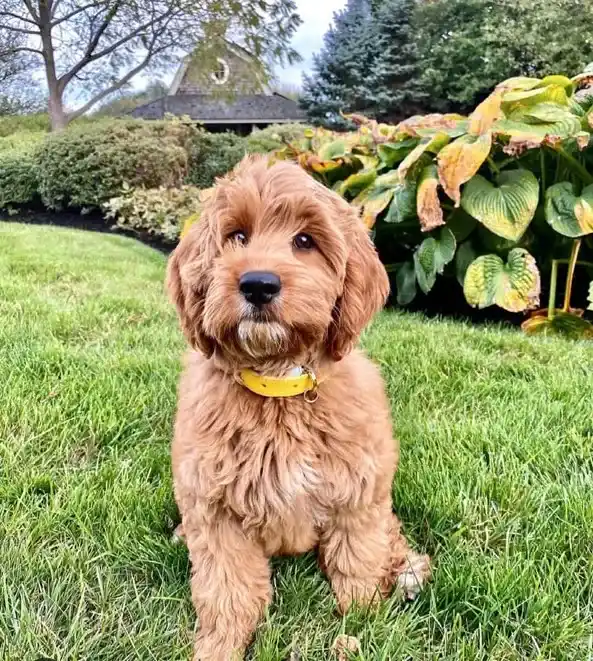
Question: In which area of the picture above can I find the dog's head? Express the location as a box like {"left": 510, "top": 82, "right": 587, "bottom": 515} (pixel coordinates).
{"left": 167, "top": 156, "right": 389, "bottom": 365}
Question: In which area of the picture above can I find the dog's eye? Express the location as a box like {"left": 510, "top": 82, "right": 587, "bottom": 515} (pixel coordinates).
{"left": 293, "top": 233, "right": 315, "bottom": 251}
{"left": 227, "top": 230, "right": 248, "bottom": 246}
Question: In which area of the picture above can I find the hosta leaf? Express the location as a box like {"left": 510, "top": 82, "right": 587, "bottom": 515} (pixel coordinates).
{"left": 502, "top": 84, "right": 568, "bottom": 107}
{"left": 545, "top": 182, "right": 593, "bottom": 237}
{"left": 540, "top": 75, "right": 574, "bottom": 95}
{"left": 414, "top": 227, "right": 456, "bottom": 294}
{"left": 464, "top": 248, "right": 540, "bottom": 312}
{"left": 385, "top": 180, "right": 417, "bottom": 223}
{"left": 521, "top": 311, "right": 593, "bottom": 338}
{"left": 397, "top": 132, "right": 450, "bottom": 178}
{"left": 455, "top": 241, "right": 478, "bottom": 286}
{"left": 497, "top": 77, "right": 541, "bottom": 91}
{"left": 511, "top": 102, "right": 572, "bottom": 124}
{"left": 469, "top": 88, "right": 504, "bottom": 136}
{"left": 318, "top": 139, "right": 347, "bottom": 161}
{"left": 338, "top": 169, "right": 377, "bottom": 198}
{"left": 361, "top": 188, "right": 394, "bottom": 228}
{"left": 395, "top": 261, "right": 417, "bottom": 305}
{"left": 437, "top": 132, "right": 492, "bottom": 206}
{"left": 377, "top": 139, "right": 418, "bottom": 167}
{"left": 461, "top": 170, "right": 539, "bottom": 241}
{"left": 416, "top": 164, "right": 444, "bottom": 232}
{"left": 398, "top": 113, "right": 467, "bottom": 138}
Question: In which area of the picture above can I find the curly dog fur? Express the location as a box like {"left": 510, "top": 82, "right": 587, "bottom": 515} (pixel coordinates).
{"left": 167, "top": 156, "right": 430, "bottom": 661}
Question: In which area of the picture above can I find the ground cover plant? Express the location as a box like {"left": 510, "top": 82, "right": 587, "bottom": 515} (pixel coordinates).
{"left": 1, "top": 221, "right": 592, "bottom": 659}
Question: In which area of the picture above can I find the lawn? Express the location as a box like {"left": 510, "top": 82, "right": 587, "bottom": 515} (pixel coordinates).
{"left": 1, "top": 221, "right": 592, "bottom": 661}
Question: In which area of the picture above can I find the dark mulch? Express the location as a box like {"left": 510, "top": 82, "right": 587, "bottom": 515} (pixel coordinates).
{"left": 0, "top": 208, "right": 175, "bottom": 255}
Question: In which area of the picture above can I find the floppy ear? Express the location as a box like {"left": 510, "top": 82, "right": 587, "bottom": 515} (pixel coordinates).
{"left": 329, "top": 216, "right": 390, "bottom": 361}
{"left": 166, "top": 215, "right": 217, "bottom": 356}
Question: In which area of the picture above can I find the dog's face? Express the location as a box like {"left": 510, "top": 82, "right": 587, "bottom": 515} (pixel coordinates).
{"left": 167, "top": 157, "right": 389, "bottom": 365}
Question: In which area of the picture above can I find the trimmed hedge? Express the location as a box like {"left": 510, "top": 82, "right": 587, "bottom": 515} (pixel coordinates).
{"left": 36, "top": 119, "right": 195, "bottom": 210}
{"left": 185, "top": 130, "right": 247, "bottom": 189}
{"left": 0, "top": 132, "right": 44, "bottom": 209}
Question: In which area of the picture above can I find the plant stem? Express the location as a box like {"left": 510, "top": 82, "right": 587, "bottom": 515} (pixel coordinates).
{"left": 551, "top": 147, "right": 593, "bottom": 185}
{"left": 540, "top": 149, "right": 546, "bottom": 193}
{"left": 548, "top": 260, "right": 558, "bottom": 320}
{"left": 563, "top": 239, "right": 582, "bottom": 312}
{"left": 487, "top": 157, "right": 500, "bottom": 175}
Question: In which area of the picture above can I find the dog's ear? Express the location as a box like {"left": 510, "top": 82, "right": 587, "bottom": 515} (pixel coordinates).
{"left": 166, "top": 215, "right": 217, "bottom": 357}
{"left": 329, "top": 213, "right": 390, "bottom": 361}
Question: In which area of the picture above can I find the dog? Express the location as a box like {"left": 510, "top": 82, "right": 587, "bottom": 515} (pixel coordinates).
{"left": 167, "top": 155, "right": 431, "bottom": 661}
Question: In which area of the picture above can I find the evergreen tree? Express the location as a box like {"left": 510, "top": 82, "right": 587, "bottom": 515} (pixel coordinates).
{"left": 366, "top": 0, "right": 427, "bottom": 122}
{"left": 300, "top": 0, "right": 376, "bottom": 129}
{"left": 301, "top": 0, "right": 424, "bottom": 127}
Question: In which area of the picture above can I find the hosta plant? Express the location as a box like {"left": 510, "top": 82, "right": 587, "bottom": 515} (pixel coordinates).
{"left": 270, "top": 67, "right": 593, "bottom": 336}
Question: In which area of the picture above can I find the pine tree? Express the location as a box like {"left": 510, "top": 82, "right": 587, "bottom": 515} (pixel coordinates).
{"left": 366, "top": 0, "right": 428, "bottom": 122}
{"left": 301, "top": 0, "right": 426, "bottom": 127}
{"left": 300, "top": 0, "right": 377, "bottom": 129}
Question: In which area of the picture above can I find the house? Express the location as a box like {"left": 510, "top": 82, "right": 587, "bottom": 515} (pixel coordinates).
{"left": 131, "top": 43, "right": 306, "bottom": 134}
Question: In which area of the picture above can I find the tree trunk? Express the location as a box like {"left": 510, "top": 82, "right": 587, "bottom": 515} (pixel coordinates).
{"left": 47, "top": 83, "right": 68, "bottom": 131}
{"left": 38, "top": 0, "right": 67, "bottom": 131}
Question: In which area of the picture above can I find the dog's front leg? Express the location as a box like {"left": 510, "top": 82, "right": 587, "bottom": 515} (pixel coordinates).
{"left": 184, "top": 512, "right": 271, "bottom": 661}
{"left": 320, "top": 501, "right": 430, "bottom": 612}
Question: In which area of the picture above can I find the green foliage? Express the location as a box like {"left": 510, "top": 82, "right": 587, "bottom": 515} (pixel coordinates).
{"left": 36, "top": 119, "right": 194, "bottom": 210}
{"left": 246, "top": 123, "right": 310, "bottom": 154}
{"left": 0, "top": 132, "right": 43, "bottom": 209}
{"left": 0, "top": 113, "right": 50, "bottom": 137}
{"left": 416, "top": 0, "right": 593, "bottom": 113}
{"left": 104, "top": 183, "right": 205, "bottom": 242}
{"left": 185, "top": 130, "right": 246, "bottom": 189}
{"left": 273, "top": 66, "right": 593, "bottom": 329}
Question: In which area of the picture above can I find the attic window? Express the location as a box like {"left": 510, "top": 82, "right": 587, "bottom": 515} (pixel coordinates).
{"left": 210, "top": 58, "right": 230, "bottom": 85}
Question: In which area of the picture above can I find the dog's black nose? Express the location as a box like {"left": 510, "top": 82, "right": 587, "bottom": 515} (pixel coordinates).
{"left": 239, "top": 271, "right": 281, "bottom": 307}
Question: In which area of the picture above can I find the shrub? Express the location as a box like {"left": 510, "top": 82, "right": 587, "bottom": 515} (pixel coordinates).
{"left": 36, "top": 119, "right": 196, "bottom": 210}
{"left": 185, "top": 130, "right": 247, "bottom": 189}
{"left": 0, "top": 132, "right": 44, "bottom": 209}
{"left": 0, "top": 113, "right": 50, "bottom": 137}
{"left": 246, "top": 123, "right": 311, "bottom": 154}
{"left": 269, "top": 68, "right": 593, "bottom": 337}
{"left": 104, "top": 184, "right": 207, "bottom": 242}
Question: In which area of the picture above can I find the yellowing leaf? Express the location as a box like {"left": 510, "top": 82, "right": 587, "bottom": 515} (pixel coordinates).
{"left": 417, "top": 164, "right": 444, "bottom": 232}
{"left": 361, "top": 188, "right": 394, "bottom": 228}
{"left": 545, "top": 182, "right": 593, "bottom": 237}
{"left": 397, "top": 132, "right": 449, "bottom": 179}
{"left": 464, "top": 249, "right": 540, "bottom": 312}
{"left": 497, "top": 77, "right": 542, "bottom": 91}
{"left": 437, "top": 132, "right": 492, "bottom": 206}
{"left": 522, "top": 311, "right": 593, "bottom": 338}
{"left": 181, "top": 212, "right": 201, "bottom": 239}
{"left": 469, "top": 89, "right": 504, "bottom": 136}
{"left": 461, "top": 170, "right": 539, "bottom": 241}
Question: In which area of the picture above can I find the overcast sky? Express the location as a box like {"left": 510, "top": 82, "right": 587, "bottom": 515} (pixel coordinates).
{"left": 277, "top": 0, "right": 346, "bottom": 87}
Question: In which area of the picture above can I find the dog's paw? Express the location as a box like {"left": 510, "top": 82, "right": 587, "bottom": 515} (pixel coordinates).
{"left": 171, "top": 523, "right": 186, "bottom": 544}
{"left": 395, "top": 551, "right": 431, "bottom": 600}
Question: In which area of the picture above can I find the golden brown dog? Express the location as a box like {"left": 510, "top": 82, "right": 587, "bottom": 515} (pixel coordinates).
{"left": 167, "top": 155, "right": 431, "bottom": 661}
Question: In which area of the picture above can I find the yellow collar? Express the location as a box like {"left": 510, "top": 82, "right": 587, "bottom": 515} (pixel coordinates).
{"left": 239, "top": 367, "right": 319, "bottom": 402}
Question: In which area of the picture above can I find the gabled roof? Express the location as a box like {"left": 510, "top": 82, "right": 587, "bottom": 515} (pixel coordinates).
{"left": 130, "top": 93, "right": 306, "bottom": 123}
{"left": 169, "top": 40, "right": 271, "bottom": 96}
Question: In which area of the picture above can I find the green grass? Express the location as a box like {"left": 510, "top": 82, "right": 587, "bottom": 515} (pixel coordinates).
{"left": 1, "top": 221, "right": 592, "bottom": 661}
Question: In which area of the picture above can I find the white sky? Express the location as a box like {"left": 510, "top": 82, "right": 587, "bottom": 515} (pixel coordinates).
{"left": 276, "top": 0, "right": 346, "bottom": 87}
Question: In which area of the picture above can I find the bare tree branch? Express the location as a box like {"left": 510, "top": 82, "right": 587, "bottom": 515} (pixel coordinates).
{"left": 51, "top": 1, "right": 104, "bottom": 27}
{"left": 0, "top": 46, "right": 43, "bottom": 56}
{"left": 0, "top": 11, "right": 38, "bottom": 25}
{"left": 59, "top": 8, "right": 174, "bottom": 87}
{"left": 0, "top": 24, "right": 39, "bottom": 35}
{"left": 21, "top": 0, "right": 40, "bottom": 23}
